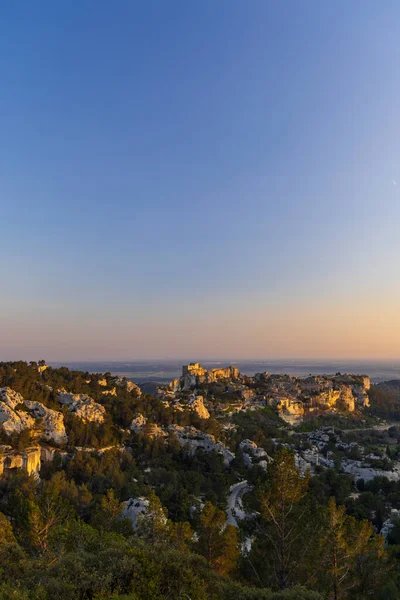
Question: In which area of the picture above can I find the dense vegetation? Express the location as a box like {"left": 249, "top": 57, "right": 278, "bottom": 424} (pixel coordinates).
{"left": 368, "top": 380, "right": 400, "bottom": 420}
{"left": 1, "top": 362, "right": 400, "bottom": 599}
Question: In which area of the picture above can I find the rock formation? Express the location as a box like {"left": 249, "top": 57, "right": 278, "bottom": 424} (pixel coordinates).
{"left": 25, "top": 401, "right": 67, "bottom": 445}
{"left": 256, "top": 373, "right": 371, "bottom": 423}
{"left": 0, "top": 445, "right": 41, "bottom": 476}
{"left": 58, "top": 392, "right": 106, "bottom": 423}
{"left": 122, "top": 497, "right": 150, "bottom": 528}
{"left": 168, "top": 425, "right": 234, "bottom": 466}
{"left": 130, "top": 414, "right": 166, "bottom": 438}
{"left": 179, "top": 363, "right": 240, "bottom": 390}
{"left": 239, "top": 439, "right": 272, "bottom": 468}
{"left": 130, "top": 413, "right": 147, "bottom": 434}
{"left": 116, "top": 378, "right": 142, "bottom": 396}
{"left": 188, "top": 395, "right": 210, "bottom": 419}
{"left": 0, "top": 388, "right": 35, "bottom": 434}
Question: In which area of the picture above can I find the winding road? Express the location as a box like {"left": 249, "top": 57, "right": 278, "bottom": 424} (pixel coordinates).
{"left": 226, "top": 480, "right": 251, "bottom": 527}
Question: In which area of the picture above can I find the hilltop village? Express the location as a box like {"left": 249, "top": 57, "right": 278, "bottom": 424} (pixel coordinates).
{"left": 163, "top": 362, "right": 370, "bottom": 424}
{"left": 1, "top": 360, "right": 400, "bottom": 599}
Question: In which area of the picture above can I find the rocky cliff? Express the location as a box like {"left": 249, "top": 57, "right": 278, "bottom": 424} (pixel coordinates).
{"left": 259, "top": 373, "right": 370, "bottom": 423}
{"left": 0, "top": 445, "right": 41, "bottom": 476}
{"left": 0, "top": 388, "right": 35, "bottom": 434}
{"left": 0, "top": 388, "right": 67, "bottom": 443}
{"left": 25, "top": 401, "right": 67, "bottom": 445}
{"left": 58, "top": 392, "right": 106, "bottom": 423}
{"left": 180, "top": 363, "right": 240, "bottom": 390}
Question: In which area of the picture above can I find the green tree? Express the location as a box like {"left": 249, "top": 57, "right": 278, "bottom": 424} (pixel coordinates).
{"left": 136, "top": 492, "right": 173, "bottom": 545}
{"left": 0, "top": 513, "right": 15, "bottom": 546}
{"left": 254, "top": 448, "right": 313, "bottom": 589}
{"left": 196, "top": 501, "right": 239, "bottom": 576}
{"left": 315, "top": 497, "right": 384, "bottom": 600}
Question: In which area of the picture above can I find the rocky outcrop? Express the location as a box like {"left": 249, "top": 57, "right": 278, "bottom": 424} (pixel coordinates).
{"left": 188, "top": 395, "right": 210, "bottom": 419}
{"left": 0, "top": 389, "right": 68, "bottom": 444}
{"left": 272, "top": 397, "right": 304, "bottom": 425}
{"left": 115, "top": 378, "right": 142, "bottom": 396}
{"left": 130, "top": 413, "right": 147, "bottom": 434}
{"left": 102, "top": 387, "right": 117, "bottom": 396}
{"left": 239, "top": 439, "right": 272, "bottom": 468}
{"left": 122, "top": 497, "right": 167, "bottom": 530}
{"left": 40, "top": 445, "right": 68, "bottom": 464}
{"left": 126, "top": 381, "right": 142, "bottom": 396}
{"left": 25, "top": 401, "right": 67, "bottom": 445}
{"left": 167, "top": 378, "right": 180, "bottom": 393}
{"left": 180, "top": 363, "right": 240, "bottom": 390}
{"left": 122, "top": 497, "right": 150, "bottom": 528}
{"left": 0, "top": 388, "right": 35, "bottom": 434}
{"left": 0, "top": 445, "right": 41, "bottom": 476}
{"left": 256, "top": 373, "right": 371, "bottom": 423}
{"left": 168, "top": 425, "right": 234, "bottom": 466}
{"left": 58, "top": 392, "right": 106, "bottom": 423}
{"left": 130, "top": 414, "right": 166, "bottom": 438}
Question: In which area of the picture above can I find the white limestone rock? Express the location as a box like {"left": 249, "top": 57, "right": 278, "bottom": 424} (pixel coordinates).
{"left": 0, "top": 388, "right": 35, "bottom": 434}
{"left": 102, "top": 387, "right": 117, "bottom": 396}
{"left": 116, "top": 378, "right": 142, "bottom": 396}
{"left": 188, "top": 395, "right": 210, "bottom": 419}
{"left": 130, "top": 413, "right": 147, "bottom": 434}
{"left": 122, "top": 497, "right": 150, "bottom": 528}
{"left": 25, "top": 401, "right": 67, "bottom": 445}
{"left": 130, "top": 413, "right": 166, "bottom": 438}
{"left": 58, "top": 392, "right": 106, "bottom": 423}
{"left": 168, "top": 425, "right": 234, "bottom": 466}
{"left": 239, "top": 439, "right": 271, "bottom": 468}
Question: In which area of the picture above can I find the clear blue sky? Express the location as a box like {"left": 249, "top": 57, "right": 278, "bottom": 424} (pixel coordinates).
{"left": 2, "top": 1, "right": 400, "bottom": 361}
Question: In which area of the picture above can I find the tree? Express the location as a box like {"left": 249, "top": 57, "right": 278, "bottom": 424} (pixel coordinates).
{"left": 169, "top": 520, "right": 194, "bottom": 553}
{"left": 196, "top": 501, "right": 239, "bottom": 576}
{"left": 91, "top": 488, "right": 133, "bottom": 536}
{"left": 0, "top": 513, "right": 15, "bottom": 546}
{"left": 315, "top": 497, "right": 385, "bottom": 600}
{"left": 136, "top": 492, "right": 172, "bottom": 545}
{"left": 254, "top": 448, "right": 313, "bottom": 589}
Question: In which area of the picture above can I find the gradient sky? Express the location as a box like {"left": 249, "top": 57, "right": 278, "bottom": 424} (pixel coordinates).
{"left": 2, "top": 1, "right": 400, "bottom": 361}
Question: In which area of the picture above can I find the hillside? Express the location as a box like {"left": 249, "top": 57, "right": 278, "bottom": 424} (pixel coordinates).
{"left": 0, "top": 361, "right": 399, "bottom": 599}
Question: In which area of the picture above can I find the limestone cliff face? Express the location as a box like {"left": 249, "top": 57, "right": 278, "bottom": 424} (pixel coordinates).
{"left": 25, "top": 401, "right": 67, "bottom": 445}
{"left": 0, "top": 445, "right": 41, "bottom": 476}
{"left": 0, "top": 388, "right": 35, "bottom": 434}
{"left": 188, "top": 395, "right": 210, "bottom": 419}
{"left": 167, "top": 378, "right": 180, "bottom": 393}
{"left": 58, "top": 392, "right": 106, "bottom": 423}
{"left": 0, "top": 388, "right": 68, "bottom": 445}
{"left": 180, "top": 363, "right": 240, "bottom": 390}
{"left": 270, "top": 397, "right": 305, "bottom": 425}
{"left": 258, "top": 373, "right": 371, "bottom": 423}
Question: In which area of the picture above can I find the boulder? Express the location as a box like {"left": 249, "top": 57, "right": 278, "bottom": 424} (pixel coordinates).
{"left": 122, "top": 497, "right": 149, "bottom": 528}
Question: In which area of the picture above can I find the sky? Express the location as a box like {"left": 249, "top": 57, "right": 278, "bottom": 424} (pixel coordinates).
{"left": 1, "top": 1, "right": 400, "bottom": 361}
